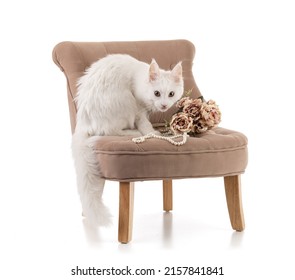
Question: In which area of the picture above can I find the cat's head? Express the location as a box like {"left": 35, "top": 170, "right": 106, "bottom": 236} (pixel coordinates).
{"left": 148, "top": 59, "right": 184, "bottom": 112}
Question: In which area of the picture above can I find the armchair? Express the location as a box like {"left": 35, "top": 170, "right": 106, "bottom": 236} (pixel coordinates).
{"left": 52, "top": 40, "right": 247, "bottom": 243}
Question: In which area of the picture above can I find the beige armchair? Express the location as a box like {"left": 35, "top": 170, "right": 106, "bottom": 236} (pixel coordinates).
{"left": 52, "top": 40, "right": 247, "bottom": 243}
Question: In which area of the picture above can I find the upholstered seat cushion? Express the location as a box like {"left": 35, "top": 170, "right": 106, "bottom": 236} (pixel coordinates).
{"left": 95, "top": 127, "right": 248, "bottom": 182}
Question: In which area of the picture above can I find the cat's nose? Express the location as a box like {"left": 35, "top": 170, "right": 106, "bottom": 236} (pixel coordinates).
{"left": 161, "top": 104, "right": 167, "bottom": 110}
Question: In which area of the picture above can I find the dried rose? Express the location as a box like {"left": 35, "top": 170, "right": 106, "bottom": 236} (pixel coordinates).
{"left": 207, "top": 100, "right": 221, "bottom": 125}
{"left": 176, "top": 96, "right": 192, "bottom": 109}
{"left": 200, "top": 100, "right": 221, "bottom": 128}
{"left": 193, "top": 119, "right": 208, "bottom": 133}
{"left": 170, "top": 112, "right": 193, "bottom": 134}
{"left": 183, "top": 98, "right": 203, "bottom": 117}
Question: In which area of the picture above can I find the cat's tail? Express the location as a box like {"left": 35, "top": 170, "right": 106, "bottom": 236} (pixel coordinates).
{"left": 72, "top": 132, "right": 112, "bottom": 226}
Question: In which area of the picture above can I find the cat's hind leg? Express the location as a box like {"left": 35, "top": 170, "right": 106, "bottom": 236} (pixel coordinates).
{"left": 72, "top": 133, "right": 112, "bottom": 226}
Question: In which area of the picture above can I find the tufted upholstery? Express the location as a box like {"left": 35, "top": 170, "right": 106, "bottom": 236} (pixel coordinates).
{"left": 52, "top": 40, "right": 248, "bottom": 243}
{"left": 52, "top": 40, "right": 202, "bottom": 133}
{"left": 95, "top": 127, "right": 247, "bottom": 181}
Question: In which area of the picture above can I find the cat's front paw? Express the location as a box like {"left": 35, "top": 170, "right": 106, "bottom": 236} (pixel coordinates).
{"left": 139, "top": 128, "right": 161, "bottom": 136}
{"left": 153, "top": 130, "right": 162, "bottom": 136}
{"left": 148, "top": 130, "right": 162, "bottom": 136}
{"left": 119, "top": 129, "right": 142, "bottom": 137}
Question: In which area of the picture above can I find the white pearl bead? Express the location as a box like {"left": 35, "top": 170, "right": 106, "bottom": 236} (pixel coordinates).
{"left": 132, "top": 132, "right": 188, "bottom": 146}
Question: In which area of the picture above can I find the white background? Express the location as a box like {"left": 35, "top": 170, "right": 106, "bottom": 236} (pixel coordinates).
{"left": 1, "top": 0, "right": 295, "bottom": 279}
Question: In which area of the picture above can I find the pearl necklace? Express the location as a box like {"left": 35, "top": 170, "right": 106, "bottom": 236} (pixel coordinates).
{"left": 132, "top": 132, "right": 188, "bottom": 146}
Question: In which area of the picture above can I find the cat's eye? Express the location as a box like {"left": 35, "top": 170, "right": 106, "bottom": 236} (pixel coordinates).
{"left": 154, "top": 90, "right": 161, "bottom": 97}
{"left": 169, "top": 91, "right": 175, "bottom": 97}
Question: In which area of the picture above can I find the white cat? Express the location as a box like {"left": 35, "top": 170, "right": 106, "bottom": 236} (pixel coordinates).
{"left": 72, "top": 54, "right": 183, "bottom": 226}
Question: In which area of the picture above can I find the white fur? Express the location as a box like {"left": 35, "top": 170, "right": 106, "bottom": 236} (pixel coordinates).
{"left": 72, "top": 54, "right": 183, "bottom": 226}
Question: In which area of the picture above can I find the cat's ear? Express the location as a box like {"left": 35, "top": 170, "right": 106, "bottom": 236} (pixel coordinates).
{"left": 149, "top": 59, "right": 160, "bottom": 82}
{"left": 171, "top": 62, "right": 182, "bottom": 83}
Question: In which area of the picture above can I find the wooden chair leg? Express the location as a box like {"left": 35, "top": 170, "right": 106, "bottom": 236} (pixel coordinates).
{"left": 163, "top": 179, "right": 173, "bottom": 211}
{"left": 224, "top": 175, "right": 245, "bottom": 231}
{"left": 118, "top": 182, "right": 134, "bottom": 243}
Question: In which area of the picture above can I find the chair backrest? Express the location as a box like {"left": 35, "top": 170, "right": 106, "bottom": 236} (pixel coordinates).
{"left": 52, "top": 39, "right": 202, "bottom": 133}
